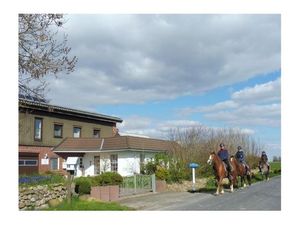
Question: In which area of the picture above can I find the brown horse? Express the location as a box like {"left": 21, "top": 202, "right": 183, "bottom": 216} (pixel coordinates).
{"left": 230, "top": 157, "right": 251, "bottom": 188}
{"left": 207, "top": 152, "right": 237, "bottom": 195}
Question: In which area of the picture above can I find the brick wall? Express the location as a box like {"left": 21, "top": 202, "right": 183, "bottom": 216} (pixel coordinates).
{"left": 19, "top": 146, "right": 64, "bottom": 174}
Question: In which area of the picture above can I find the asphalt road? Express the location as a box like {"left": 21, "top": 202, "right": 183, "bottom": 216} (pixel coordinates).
{"left": 118, "top": 175, "right": 281, "bottom": 210}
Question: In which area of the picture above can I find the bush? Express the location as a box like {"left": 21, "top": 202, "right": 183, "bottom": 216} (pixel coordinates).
{"left": 98, "top": 172, "right": 123, "bottom": 186}
{"left": 155, "top": 166, "right": 169, "bottom": 181}
{"left": 74, "top": 177, "right": 93, "bottom": 194}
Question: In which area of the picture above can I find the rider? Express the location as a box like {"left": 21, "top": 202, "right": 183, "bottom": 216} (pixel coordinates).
{"left": 235, "top": 146, "right": 250, "bottom": 174}
{"left": 259, "top": 151, "right": 270, "bottom": 172}
{"left": 217, "top": 143, "right": 232, "bottom": 179}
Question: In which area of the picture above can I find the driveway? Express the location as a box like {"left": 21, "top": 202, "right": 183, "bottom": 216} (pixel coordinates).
{"left": 117, "top": 176, "right": 281, "bottom": 210}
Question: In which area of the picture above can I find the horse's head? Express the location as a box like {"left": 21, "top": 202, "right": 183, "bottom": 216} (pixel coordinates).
{"left": 207, "top": 151, "right": 216, "bottom": 165}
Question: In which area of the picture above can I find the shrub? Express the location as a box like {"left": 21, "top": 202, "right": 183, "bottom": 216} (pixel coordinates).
{"left": 74, "top": 177, "right": 93, "bottom": 194}
{"left": 98, "top": 172, "right": 123, "bottom": 186}
{"left": 155, "top": 166, "right": 169, "bottom": 181}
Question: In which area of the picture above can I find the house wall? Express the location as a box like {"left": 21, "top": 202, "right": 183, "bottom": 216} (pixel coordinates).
{"left": 19, "top": 111, "right": 116, "bottom": 147}
{"left": 19, "top": 146, "right": 64, "bottom": 175}
{"left": 79, "top": 151, "right": 157, "bottom": 177}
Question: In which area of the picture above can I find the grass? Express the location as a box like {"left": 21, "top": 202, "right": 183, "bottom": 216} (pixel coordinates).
{"left": 45, "top": 197, "right": 134, "bottom": 211}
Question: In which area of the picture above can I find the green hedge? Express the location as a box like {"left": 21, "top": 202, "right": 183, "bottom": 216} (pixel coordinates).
{"left": 74, "top": 172, "right": 123, "bottom": 195}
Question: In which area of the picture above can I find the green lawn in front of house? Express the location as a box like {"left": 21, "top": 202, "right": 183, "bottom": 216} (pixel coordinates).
{"left": 44, "top": 197, "right": 134, "bottom": 210}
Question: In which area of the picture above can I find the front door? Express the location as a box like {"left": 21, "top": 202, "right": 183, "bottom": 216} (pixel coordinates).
{"left": 94, "top": 156, "right": 100, "bottom": 175}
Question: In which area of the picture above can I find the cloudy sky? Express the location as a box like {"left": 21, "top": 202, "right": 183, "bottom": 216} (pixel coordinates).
{"left": 45, "top": 14, "right": 281, "bottom": 158}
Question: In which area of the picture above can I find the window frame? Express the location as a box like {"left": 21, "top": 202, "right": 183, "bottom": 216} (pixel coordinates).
{"left": 34, "top": 117, "right": 43, "bottom": 141}
{"left": 19, "top": 159, "right": 38, "bottom": 167}
{"left": 93, "top": 129, "right": 101, "bottom": 138}
{"left": 53, "top": 123, "right": 63, "bottom": 138}
{"left": 110, "top": 154, "right": 118, "bottom": 172}
{"left": 50, "top": 158, "right": 59, "bottom": 170}
{"left": 73, "top": 126, "right": 82, "bottom": 138}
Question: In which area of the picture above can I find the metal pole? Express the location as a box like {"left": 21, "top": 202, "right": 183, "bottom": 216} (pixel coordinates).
{"left": 134, "top": 174, "right": 137, "bottom": 194}
{"left": 192, "top": 168, "right": 195, "bottom": 192}
{"left": 151, "top": 174, "right": 156, "bottom": 193}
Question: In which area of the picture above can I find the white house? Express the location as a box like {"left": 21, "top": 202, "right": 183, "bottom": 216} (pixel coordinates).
{"left": 53, "top": 135, "right": 177, "bottom": 177}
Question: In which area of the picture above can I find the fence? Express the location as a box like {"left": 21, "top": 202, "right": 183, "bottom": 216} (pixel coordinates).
{"left": 120, "top": 174, "right": 156, "bottom": 197}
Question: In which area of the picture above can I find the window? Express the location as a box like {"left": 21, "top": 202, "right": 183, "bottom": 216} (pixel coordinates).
{"left": 110, "top": 154, "right": 118, "bottom": 172}
{"left": 50, "top": 158, "right": 58, "bottom": 170}
{"left": 140, "top": 153, "right": 145, "bottom": 173}
{"left": 34, "top": 118, "right": 42, "bottom": 141}
{"left": 19, "top": 160, "right": 38, "bottom": 166}
{"left": 73, "top": 127, "right": 81, "bottom": 138}
{"left": 54, "top": 124, "right": 63, "bottom": 138}
{"left": 79, "top": 157, "right": 83, "bottom": 168}
{"left": 93, "top": 129, "right": 100, "bottom": 138}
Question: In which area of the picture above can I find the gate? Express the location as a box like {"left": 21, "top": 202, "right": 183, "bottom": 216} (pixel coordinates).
{"left": 120, "top": 174, "right": 156, "bottom": 197}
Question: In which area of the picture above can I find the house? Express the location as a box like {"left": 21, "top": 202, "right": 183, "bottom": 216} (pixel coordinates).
{"left": 19, "top": 96, "right": 122, "bottom": 175}
{"left": 53, "top": 136, "right": 175, "bottom": 177}
{"left": 19, "top": 96, "right": 176, "bottom": 176}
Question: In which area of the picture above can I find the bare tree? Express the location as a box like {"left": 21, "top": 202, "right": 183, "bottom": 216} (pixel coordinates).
{"left": 19, "top": 14, "right": 77, "bottom": 100}
{"left": 167, "top": 126, "right": 265, "bottom": 175}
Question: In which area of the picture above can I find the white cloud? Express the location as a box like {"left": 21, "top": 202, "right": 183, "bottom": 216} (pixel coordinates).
{"left": 45, "top": 14, "right": 280, "bottom": 108}
{"left": 180, "top": 78, "right": 281, "bottom": 128}
{"left": 180, "top": 100, "right": 239, "bottom": 116}
{"left": 231, "top": 78, "right": 281, "bottom": 104}
{"left": 118, "top": 116, "right": 203, "bottom": 139}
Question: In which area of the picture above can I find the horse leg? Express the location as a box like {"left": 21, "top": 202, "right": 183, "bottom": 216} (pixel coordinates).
{"left": 229, "top": 178, "right": 234, "bottom": 192}
{"left": 220, "top": 177, "right": 224, "bottom": 194}
{"left": 243, "top": 176, "right": 247, "bottom": 188}
{"left": 247, "top": 174, "right": 251, "bottom": 186}
{"left": 220, "top": 185, "right": 224, "bottom": 194}
{"left": 240, "top": 176, "right": 244, "bottom": 189}
{"left": 215, "top": 178, "right": 220, "bottom": 195}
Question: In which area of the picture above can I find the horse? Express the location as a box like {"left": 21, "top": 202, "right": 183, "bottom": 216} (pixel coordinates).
{"left": 259, "top": 160, "right": 270, "bottom": 181}
{"left": 207, "top": 152, "right": 237, "bottom": 195}
{"left": 230, "top": 157, "right": 251, "bottom": 188}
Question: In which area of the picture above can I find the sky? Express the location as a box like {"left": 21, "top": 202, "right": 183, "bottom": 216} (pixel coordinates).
{"left": 44, "top": 14, "right": 281, "bottom": 159}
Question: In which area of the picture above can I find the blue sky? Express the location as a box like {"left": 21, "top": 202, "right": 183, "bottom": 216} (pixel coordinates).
{"left": 43, "top": 14, "right": 281, "bottom": 159}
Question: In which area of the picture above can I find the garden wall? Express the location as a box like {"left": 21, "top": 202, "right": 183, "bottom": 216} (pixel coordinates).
{"left": 19, "top": 183, "right": 67, "bottom": 210}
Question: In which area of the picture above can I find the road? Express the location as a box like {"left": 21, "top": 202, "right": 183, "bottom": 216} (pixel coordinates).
{"left": 118, "top": 175, "right": 281, "bottom": 210}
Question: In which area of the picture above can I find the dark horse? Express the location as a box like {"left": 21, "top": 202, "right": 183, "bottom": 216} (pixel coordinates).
{"left": 230, "top": 157, "right": 251, "bottom": 188}
{"left": 207, "top": 152, "right": 237, "bottom": 195}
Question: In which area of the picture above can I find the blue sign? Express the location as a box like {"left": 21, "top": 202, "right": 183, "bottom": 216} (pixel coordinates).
{"left": 189, "top": 163, "right": 199, "bottom": 168}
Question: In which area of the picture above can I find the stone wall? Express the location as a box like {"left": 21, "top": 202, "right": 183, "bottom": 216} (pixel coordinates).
{"left": 19, "top": 183, "right": 67, "bottom": 210}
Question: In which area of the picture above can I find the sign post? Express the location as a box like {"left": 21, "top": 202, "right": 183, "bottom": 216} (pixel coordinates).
{"left": 189, "top": 163, "right": 199, "bottom": 192}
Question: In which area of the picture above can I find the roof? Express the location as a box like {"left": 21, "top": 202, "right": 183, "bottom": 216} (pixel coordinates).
{"left": 66, "top": 157, "right": 79, "bottom": 164}
{"left": 19, "top": 98, "right": 123, "bottom": 123}
{"left": 53, "top": 136, "right": 177, "bottom": 153}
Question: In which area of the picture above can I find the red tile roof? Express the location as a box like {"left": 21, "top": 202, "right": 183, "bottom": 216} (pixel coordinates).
{"left": 53, "top": 136, "right": 177, "bottom": 153}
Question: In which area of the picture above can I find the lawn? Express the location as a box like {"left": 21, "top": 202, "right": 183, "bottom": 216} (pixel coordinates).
{"left": 45, "top": 197, "right": 134, "bottom": 211}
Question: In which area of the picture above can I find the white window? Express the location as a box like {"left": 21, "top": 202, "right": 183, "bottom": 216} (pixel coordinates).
{"left": 73, "top": 127, "right": 81, "bottom": 138}
{"left": 34, "top": 118, "right": 42, "bottom": 140}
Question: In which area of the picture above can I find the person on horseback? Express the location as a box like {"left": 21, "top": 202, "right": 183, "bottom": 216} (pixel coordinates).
{"left": 259, "top": 151, "right": 270, "bottom": 172}
{"left": 217, "top": 143, "right": 232, "bottom": 179}
{"left": 235, "top": 146, "right": 250, "bottom": 174}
